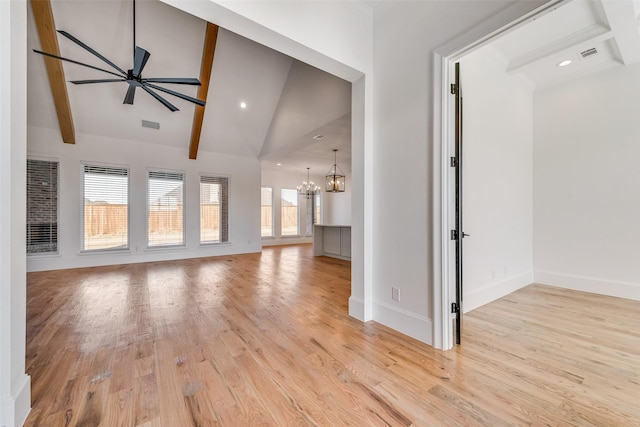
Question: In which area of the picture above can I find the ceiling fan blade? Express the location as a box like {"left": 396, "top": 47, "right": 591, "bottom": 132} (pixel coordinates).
{"left": 70, "top": 78, "right": 125, "bottom": 84}
{"left": 145, "top": 83, "right": 205, "bottom": 107}
{"left": 57, "top": 31, "right": 127, "bottom": 76}
{"left": 123, "top": 83, "right": 137, "bottom": 105}
{"left": 140, "top": 85, "right": 178, "bottom": 112}
{"left": 143, "top": 77, "right": 201, "bottom": 85}
{"left": 33, "top": 49, "right": 124, "bottom": 78}
{"left": 133, "top": 47, "right": 151, "bottom": 78}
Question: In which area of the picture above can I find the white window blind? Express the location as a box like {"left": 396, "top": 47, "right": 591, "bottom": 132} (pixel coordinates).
{"left": 281, "top": 188, "right": 298, "bottom": 236}
{"left": 261, "top": 187, "right": 273, "bottom": 237}
{"left": 200, "top": 175, "right": 229, "bottom": 244}
{"left": 27, "top": 159, "right": 59, "bottom": 254}
{"left": 82, "top": 165, "right": 129, "bottom": 251}
{"left": 148, "top": 170, "right": 185, "bottom": 247}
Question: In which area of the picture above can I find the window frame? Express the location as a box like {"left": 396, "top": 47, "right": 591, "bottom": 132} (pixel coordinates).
{"left": 280, "top": 188, "right": 300, "bottom": 237}
{"left": 80, "top": 162, "right": 130, "bottom": 253}
{"left": 27, "top": 157, "right": 60, "bottom": 256}
{"left": 261, "top": 187, "right": 274, "bottom": 238}
{"left": 146, "top": 168, "right": 186, "bottom": 249}
{"left": 314, "top": 192, "right": 322, "bottom": 225}
{"left": 199, "top": 174, "right": 230, "bottom": 245}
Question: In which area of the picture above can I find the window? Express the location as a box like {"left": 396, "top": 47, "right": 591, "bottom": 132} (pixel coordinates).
{"left": 82, "top": 164, "right": 129, "bottom": 251}
{"left": 26, "top": 159, "right": 59, "bottom": 254}
{"left": 315, "top": 193, "right": 322, "bottom": 225}
{"left": 261, "top": 187, "right": 273, "bottom": 237}
{"left": 200, "top": 175, "right": 229, "bottom": 244}
{"left": 302, "top": 193, "right": 321, "bottom": 236}
{"left": 304, "top": 196, "right": 314, "bottom": 236}
{"left": 281, "top": 188, "right": 298, "bottom": 236}
{"left": 147, "top": 170, "right": 185, "bottom": 247}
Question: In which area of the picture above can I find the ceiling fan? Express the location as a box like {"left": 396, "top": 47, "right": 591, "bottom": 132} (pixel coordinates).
{"left": 33, "top": 0, "right": 204, "bottom": 112}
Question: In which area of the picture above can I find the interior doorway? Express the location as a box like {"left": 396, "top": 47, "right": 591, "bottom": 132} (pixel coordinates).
{"left": 436, "top": 0, "right": 572, "bottom": 348}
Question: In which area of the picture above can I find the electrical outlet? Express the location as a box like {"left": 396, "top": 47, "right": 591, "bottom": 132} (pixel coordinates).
{"left": 392, "top": 287, "right": 400, "bottom": 302}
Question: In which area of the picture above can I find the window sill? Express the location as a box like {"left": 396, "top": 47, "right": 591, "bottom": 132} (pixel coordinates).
{"left": 199, "top": 241, "right": 232, "bottom": 247}
{"left": 27, "top": 252, "right": 61, "bottom": 259}
{"left": 145, "top": 245, "right": 187, "bottom": 252}
{"left": 79, "top": 248, "right": 131, "bottom": 255}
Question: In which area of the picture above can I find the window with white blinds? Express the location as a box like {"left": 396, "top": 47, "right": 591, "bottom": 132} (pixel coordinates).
{"left": 27, "top": 159, "right": 59, "bottom": 255}
{"left": 148, "top": 170, "right": 185, "bottom": 247}
{"left": 314, "top": 193, "right": 322, "bottom": 226}
{"left": 82, "top": 164, "right": 129, "bottom": 251}
{"left": 200, "top": 176, "right": 229, "bottom": 244}
{"left": 281, "top": 188, "right": 299, "bottom": 236}
{"left": 261, "top": 187, "right": 273, "bottom": 237}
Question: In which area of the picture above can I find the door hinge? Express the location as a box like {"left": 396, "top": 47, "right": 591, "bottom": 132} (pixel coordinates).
{"left": 450, "top": 83, "right": 457, "bottom": 95}
{"left": 451, "top": 302, "right": 460, "bottom": 314}
{"left": 450, "top": 157, "right": 457, "bottom": 167}
{"left": 450, "top": 229, "right": 458, "bottom": 240}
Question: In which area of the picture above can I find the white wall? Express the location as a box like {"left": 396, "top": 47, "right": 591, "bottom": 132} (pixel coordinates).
{"left": 27, "top": 126, "right": 262, "bottom": 272}
{"left": 533, "top": 63, "right": 640, "bottom": 301}
{"left": 0, "top": 1, "right": 31, "bottom": 425}
{"left": 322, "top": 176, "right": 352, "bottom": 226}
{"left": 460, "top": 46, "right": 534, "bottom": 313}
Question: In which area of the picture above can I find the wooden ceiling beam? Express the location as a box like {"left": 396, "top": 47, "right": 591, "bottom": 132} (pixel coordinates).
{"left": 189, "top": 22, "right": 219, "bottom": 160}
{"left": 30, "top": 0, "right": 75, "bottom": 144}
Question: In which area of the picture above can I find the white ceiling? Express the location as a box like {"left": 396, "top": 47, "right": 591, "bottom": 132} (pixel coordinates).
{"left": 27, "top": 0, "right": 640, "bottom": 178}
{"left": 490, "top": 0, "right": 640, "bottom": 89}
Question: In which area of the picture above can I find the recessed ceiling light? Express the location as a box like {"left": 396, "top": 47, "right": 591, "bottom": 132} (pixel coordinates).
{"left": 313, "top": 134, "right": 325, "bottom": 140}
{"left": 557, "top": 60, "right": 572, "bottom": 67}
{"left": 276, "top": 163, "right": 282, "bottom": 166}
{"left": 240, "top": 101, "right": 247, "bottom": 109}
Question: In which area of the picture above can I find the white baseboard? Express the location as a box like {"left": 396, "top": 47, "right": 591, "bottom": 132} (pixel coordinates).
{"left": 464, "top": 271, "right": 533, "bottom": 314}
{"left": 373, "top": 302, "right": 433, "bottom": 345}
{"left": 534, "top": 270, "right": 640, "bottom": 301}
{"left": 349, "top": 296, "right": 365, "bottom": 321}
{"left": 0, "top": 374, "right": 30, "bottom": 427}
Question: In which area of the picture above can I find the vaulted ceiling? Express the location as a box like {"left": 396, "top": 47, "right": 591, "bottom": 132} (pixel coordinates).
{"left": 28, "top": 0, "right": 640, "bottom": 177}
{"left": 27, "top": 0, "right": 352, "bottom": 175}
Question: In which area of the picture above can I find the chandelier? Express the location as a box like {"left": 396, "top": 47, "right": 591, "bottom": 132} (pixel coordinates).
{"left": 297, "top": 167, "right": 320, "bottom": 199}
{"left": 325, "top": 149, "right": 345, "bottom": 193}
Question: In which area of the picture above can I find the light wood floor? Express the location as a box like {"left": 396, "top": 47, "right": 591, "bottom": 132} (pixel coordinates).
{"left": 25, "top": 245, "right": 640, "bottom": 426}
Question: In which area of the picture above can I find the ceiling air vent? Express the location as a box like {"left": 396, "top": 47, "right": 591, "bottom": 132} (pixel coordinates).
{"left": 141, "top": 120, "right": 160, "bottom": 130}
{"left": 580, "top": 48, "right": 598, "bottom": 59}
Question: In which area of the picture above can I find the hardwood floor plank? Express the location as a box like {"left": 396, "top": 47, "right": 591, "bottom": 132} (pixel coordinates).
{"left": 132, "top": 372, "right": 159, "bottom": 427}
{"left": 24, "top": 245, "right": 640, "bottom": 426}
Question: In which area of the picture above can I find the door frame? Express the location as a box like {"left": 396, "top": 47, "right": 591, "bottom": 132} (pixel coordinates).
{"left": 431, "top": 0, "right": 567, "bottom": 350}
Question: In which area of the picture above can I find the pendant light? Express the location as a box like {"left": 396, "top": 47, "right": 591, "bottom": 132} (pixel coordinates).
{"left": 297, "top": 167, "right": 320, "bottom": 199}
{"left": 325, "top": 149, "right": 345, "bottom": 193}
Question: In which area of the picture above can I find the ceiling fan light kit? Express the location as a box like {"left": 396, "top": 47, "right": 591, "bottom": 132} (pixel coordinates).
{"left": 33, "top": 0, "right": 204, "bottom": 112}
